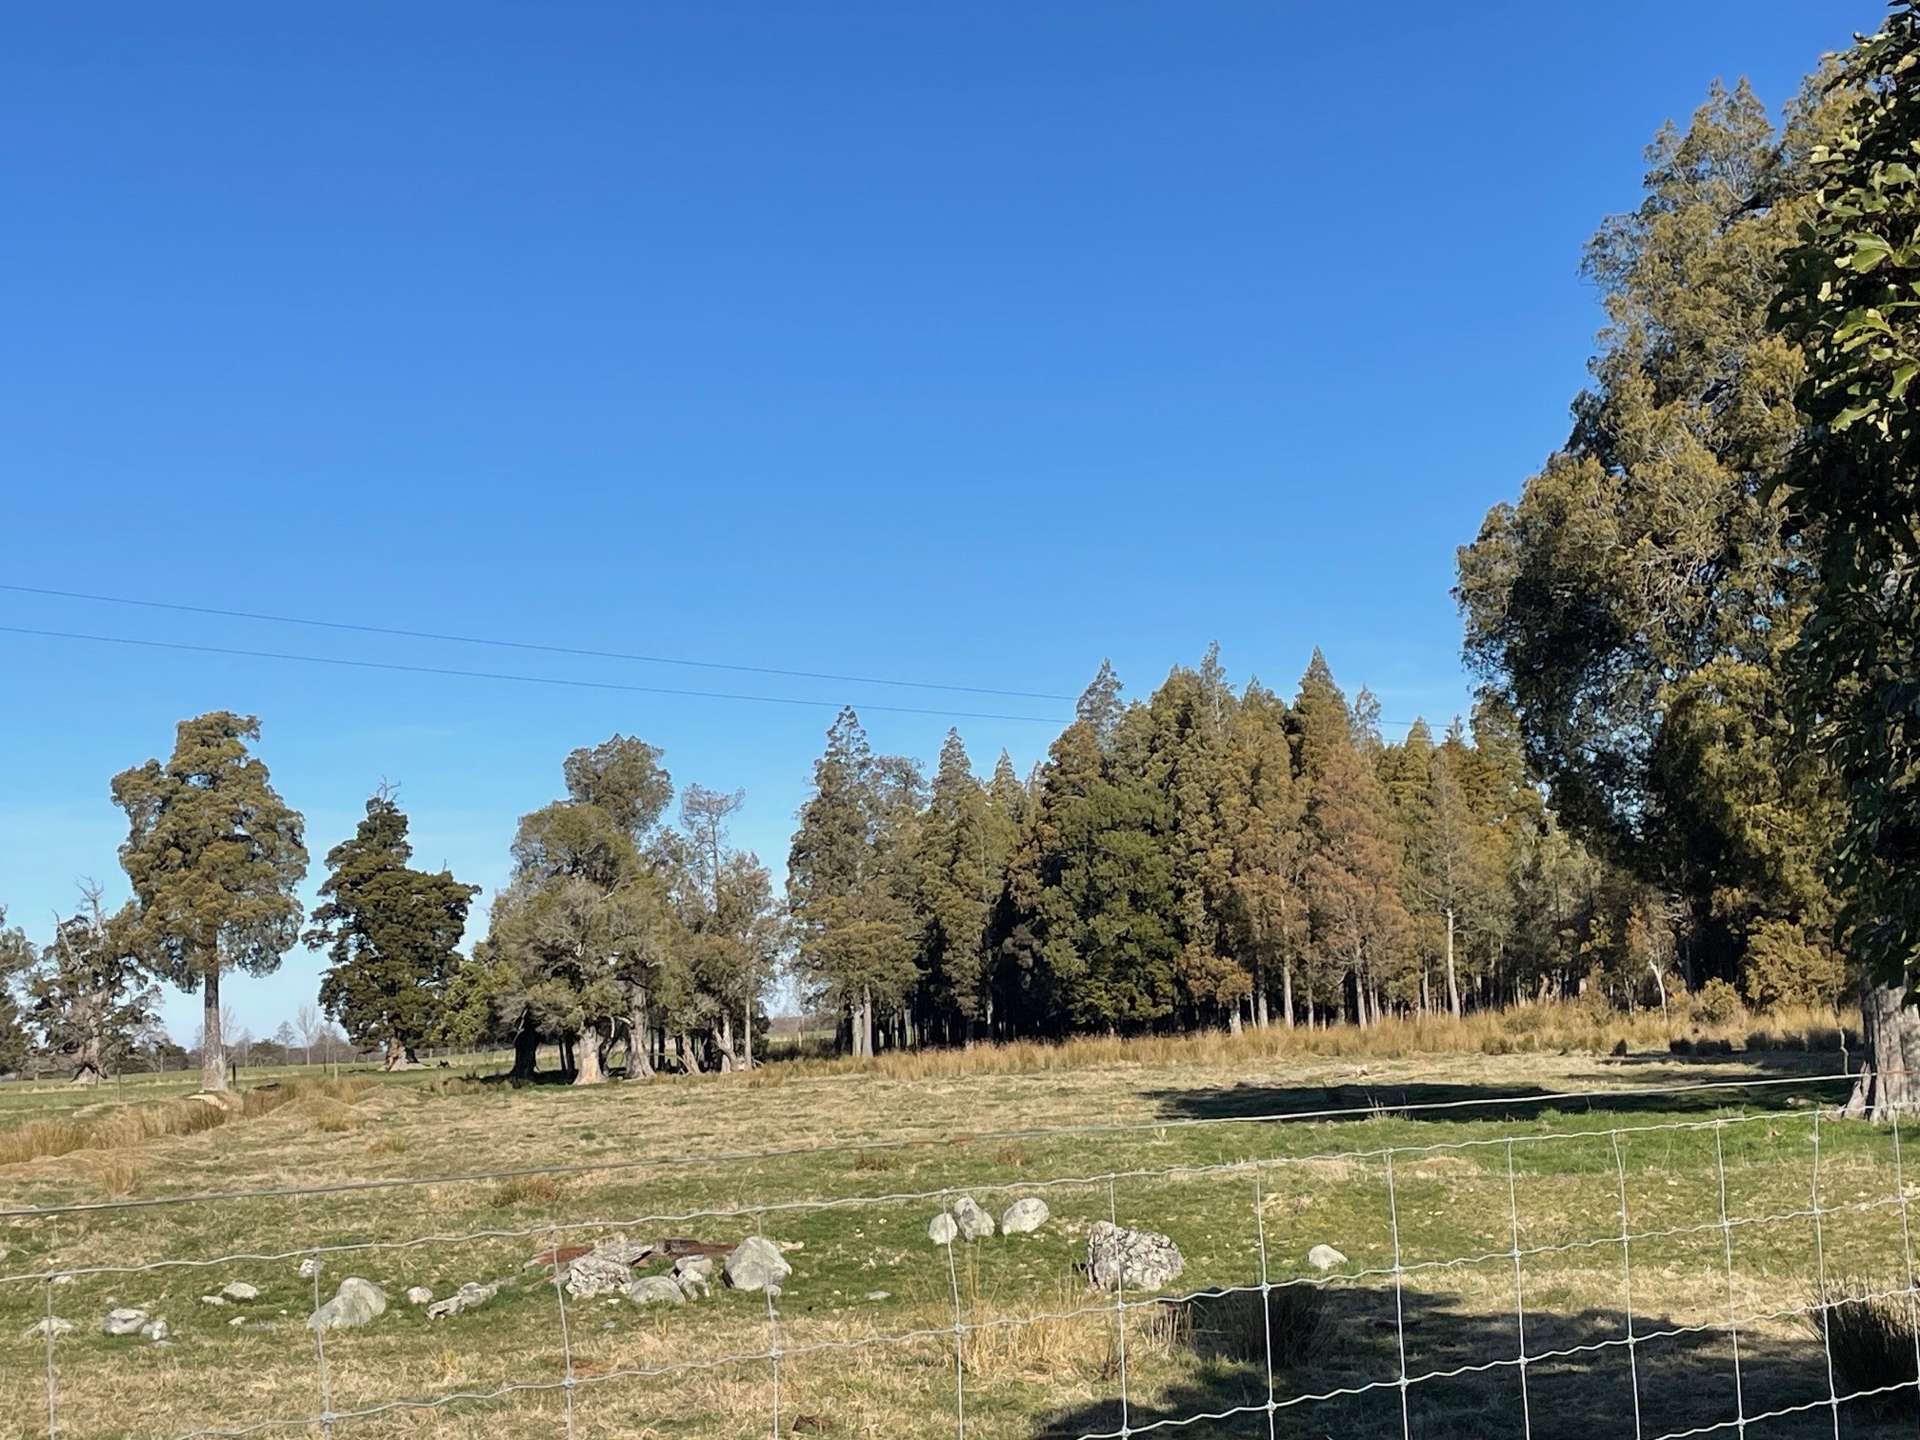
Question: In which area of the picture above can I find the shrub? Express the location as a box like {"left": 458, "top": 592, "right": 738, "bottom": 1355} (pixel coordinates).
{"left": 1691, "top": 978, "right": 1744, "bottom": 1028}
{"left": 1743, "top": 920, "right": 1848, "bottom": 1011}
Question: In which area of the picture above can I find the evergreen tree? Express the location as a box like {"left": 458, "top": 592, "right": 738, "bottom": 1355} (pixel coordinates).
{"left": 303, "top": 789, "right": 479, "bottom": 1070}
{"left": 913, "top": 731, "right": 998, "bottom": 1041}
{"left": 1457, "top": 77, "right": 1849, "bottom": 1000}
{"left": 787, "top": 709, "right": 922, "bottom": 1056}
{"left": 1219, "top": 680, "right": 1308, "bottom": 1027}
{"left": 111, "top": 712, "right": 308, "bottom": 1093}
{"left": 1773, "top": 3, "right": 1920, "bottom": 1114}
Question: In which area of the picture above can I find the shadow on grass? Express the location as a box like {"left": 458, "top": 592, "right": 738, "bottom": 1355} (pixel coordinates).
{"left": 1031, "top": 1282, "right": 1919, "bottom": 1439}
{"left": 1146, "top": 1052, "right": 1854, "bottom": 1130}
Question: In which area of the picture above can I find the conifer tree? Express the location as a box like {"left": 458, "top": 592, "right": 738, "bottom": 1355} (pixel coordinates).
{"left": 1219, "top": 680, "right": 1307, "bottom": 1026}
{"left": 914, "top": 731, "right": 998, "bottom": 1041}
{"left": 303, "top": 789, "right": 479, "bottom": 1069}
{"left": 111, "top": 713, "right": 308, "bottom": 1093}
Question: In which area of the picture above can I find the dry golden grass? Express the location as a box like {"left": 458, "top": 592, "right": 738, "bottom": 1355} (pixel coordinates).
{"left": 0, "top": 1076, "right": 371, "bottom": 1166}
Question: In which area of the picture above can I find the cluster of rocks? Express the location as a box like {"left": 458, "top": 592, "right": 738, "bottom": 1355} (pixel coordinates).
{"left": 928, "top": 1195, "right": 1049, "bottom": 1245}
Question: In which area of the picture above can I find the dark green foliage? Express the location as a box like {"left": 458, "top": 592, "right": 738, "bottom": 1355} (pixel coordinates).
{"left": 0, "top": 908, "right": 34, "bottom": 1075}
{"left": 111, "top": 712, "right": 308, "bottom": 1091}
{"left": 303, "top": 789, "right": 479, "bottom": 1068}
{"left": 1774, "top": 3, "right": 1920, "bottom": 979}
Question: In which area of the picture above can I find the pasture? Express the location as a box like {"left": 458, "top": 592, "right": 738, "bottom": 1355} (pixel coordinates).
{"left": 3, "top": 1028, "right": 1915, "bottom": 1439}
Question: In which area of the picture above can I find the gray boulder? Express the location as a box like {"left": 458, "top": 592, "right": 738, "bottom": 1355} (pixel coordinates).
{"left": 221, "top": 1282, "right": 261, "bottom": 1302}
{"left": 23, "top": 1317, "right": 74, "bottom": 1340}
{"left": 426, "top": 1282, "right": 498, "bottom": 1320}
{"left": 296, "top": 1258, "right": 320, "bottom": 1280}
{"left": 1000, "top": 1198, "right": 1050, "bottom": 1235}
{"left": 1086, "top": 1221, "right": 1184, "bottom": 1292}
{"left": 101, "top": 1307, "right": 150, "bottom": 1336}
{"left": 139, "top": 1317, "right": 169, "bottom": 1342}
{"left": 1306, "top": 1244, "right": 1348, "bottom": 1273}
{"left": 723, "top": 1236, "right": 792, "bottom": 1293}
{"left": 405, "top": 1286, "right": 434, "bottom": 1306}
{"left": 564, "top": 1238, "right": 653, "bottom": 1299}
{"left": 673, "top": 1256, "right": 715, "bottom": 1299}
{"left": 928, "top": 1213, "right": 959, "bottom": 1246}
{"left": 307, "top": 1277, "right": 388, "bottom": 1332}
{"left": 626, "top": 1275, "right": 686, "bottom": 1307}
{"left": 952, "top": 1196, "right": 995, "bottom": 1241}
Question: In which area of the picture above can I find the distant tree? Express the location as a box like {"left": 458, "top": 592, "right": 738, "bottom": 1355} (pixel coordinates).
{"left": 29, "top": 885, "right": 164, "bottom": 1081}
{"left": 913, "top": 732, "right": 998, "bottom": 1042}
{"left": 303, "top": 788, "right": 479, "bottom": 1070}
{"left": 669, "top": 783, "right": 779, "bottom": 1070}
{"left": 112, "top": 712, "right": 308, "bottom": 1093}
{"left": 563, "top": 735, "right": 673, "bottom": 839}
{"left": 294, "top": 1001, "right": 323, "bottom": 1066}
{"left": 0, "top": 907, "right": 34, "bottom": 1075}
{"left": 787, "top": 709, "right": 923, "bottom": 1056}
{"left": 1219, "top": 680, "right": 1307, "bottom": 1027}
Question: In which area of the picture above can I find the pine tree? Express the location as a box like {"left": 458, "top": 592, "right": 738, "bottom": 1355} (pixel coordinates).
{"left": 787, "top": 709, "right": 922, "bottom": 1056}
{"left": 913, "top": 731, "right": 998, "bottom": 1042}
{"left": 1219, "top": 680, "right": 1308, "bottom": 1027}
{"left": 111, "top": 712, "right": 308, "bottom": 1093}
{"left": 303, "top": 789, "right": 479, "bottom": 1070}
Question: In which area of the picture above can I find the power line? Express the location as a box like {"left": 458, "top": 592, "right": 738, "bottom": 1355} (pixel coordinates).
{"left": 0, "top": 583, "right": 1076, "bottom": 703}
{"left": 0, "top": 626, "right": 1070, "bottom": 725}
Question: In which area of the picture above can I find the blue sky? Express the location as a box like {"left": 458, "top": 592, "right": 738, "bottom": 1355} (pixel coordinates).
{"left": 0, "top": 1, "right": 1872, "bottom": 1043}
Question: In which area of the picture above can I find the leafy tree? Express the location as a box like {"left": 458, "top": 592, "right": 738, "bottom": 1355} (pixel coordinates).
{"left": 0, "top": 908, "right": 34, "bottom": 1076}
{"left": 665, "top": 783, "right": 780, "bottom": 1069}
{"left": 111, "top": 712, "right": 308, "bottom": 1093}
{"left": 303, "top": 789, "right": 479, "bottom": 1070}
{"left": 564, "top": 734, "right": 674, "bottom": 838}
{"left": 29, "top": 886, "right": 163, "bottom": 1081}
{"left": 1773, "top": 3, "right": 1920, "bottom": 1114}
{"left": 1457, "top": 77, "right": 1847, "bottom": 999}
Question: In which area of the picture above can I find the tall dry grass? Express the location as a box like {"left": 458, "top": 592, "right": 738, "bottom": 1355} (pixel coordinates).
{"left": 0, "top": 1076, "right": 372, "bottom": 1168}
{"left": 745, "top": 1000, "right": 1852, "bottom": 1087}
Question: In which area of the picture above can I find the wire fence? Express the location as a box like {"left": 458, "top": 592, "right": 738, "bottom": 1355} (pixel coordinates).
{"left": 5, "top": 1070, "right": 1919, "bottom": 1438}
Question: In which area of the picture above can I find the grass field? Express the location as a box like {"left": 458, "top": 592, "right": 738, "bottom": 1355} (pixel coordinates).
{"left": 3, "top": 1019, "right": 1917, "bottom": 1439}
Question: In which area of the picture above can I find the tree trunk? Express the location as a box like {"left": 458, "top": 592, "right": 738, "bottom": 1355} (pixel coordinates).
{"left": 201, "top": 969, "right": 227, "bottom": 1093}
{"left": 1445, "top": 908, "right": 1462, "bottom": 1019}
{"left": 742, "top": 990, "right": 754, "bottom": 1070}
{"left": 627, "top": 991, "right": 653, "bottom": 1078}
{"left": 510, "top": 1024, "right": 540, "bottom": 1080}
{"left": 711, "top": 1018, "right": 737, "bottom": 1073}
{"left": 383, "top": 1038, "right": 415, "bottom": 1071}
{"left": 1282, "top": 961, "right": 1296, "bottom": 1028}
{"left": 1845, "top": 979, "right": 1920, "bottom": 1120}
{"left": 1227, "top": 1002, "right": 1243, "bottom": 1035}
{"left": 573, "top": 1026, "right": 609, "bottom": 1085}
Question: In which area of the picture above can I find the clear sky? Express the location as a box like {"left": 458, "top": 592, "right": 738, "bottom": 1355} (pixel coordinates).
{"left": 0, "top": 2, "right": 1874, "bottom": 1044}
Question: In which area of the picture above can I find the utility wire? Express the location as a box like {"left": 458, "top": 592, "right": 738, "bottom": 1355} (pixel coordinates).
{"left": 0, "top": 626, "right": 1070, "bottom": 725}
{"left": 0, "top": 583, "right": 1075, "bottom": 703}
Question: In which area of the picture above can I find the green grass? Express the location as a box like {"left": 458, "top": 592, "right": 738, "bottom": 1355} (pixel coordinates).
{"left": 0, "top": 1042, "right": 1913, "bottom": 1437}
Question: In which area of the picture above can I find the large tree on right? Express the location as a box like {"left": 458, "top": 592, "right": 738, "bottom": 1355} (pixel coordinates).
{"left": 1774, "top": 2, "right": 1920, "bottom": 1117}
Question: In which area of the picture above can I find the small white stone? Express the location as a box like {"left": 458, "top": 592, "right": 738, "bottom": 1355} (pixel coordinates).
{"left": 928, "top": 1213, "right": 959, "bottom": 1246}
{"left": 405, "top": 1286, "right": 434, "bottom": 1306}
{"left": 200, "top": 1295, "right": 228, "bottom": 1307}
{"left": 1306, "top": 1244, "right": 1348, "bottom": 1272}
{"left": 221, "top": 1282, "right": 261, "bottom": 1302}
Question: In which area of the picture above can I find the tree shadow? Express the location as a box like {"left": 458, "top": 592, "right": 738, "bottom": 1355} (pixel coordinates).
{"left": 1029, "top": 1282, "right": 1919, "bottom": 1439}
{"left": 1146, "top": 1054, "right": 1853, "bottom": 1129}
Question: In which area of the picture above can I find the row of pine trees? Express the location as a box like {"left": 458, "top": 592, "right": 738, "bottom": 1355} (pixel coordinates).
{"left": 784, "top": 647, "right": 1723, "bottom": 1056}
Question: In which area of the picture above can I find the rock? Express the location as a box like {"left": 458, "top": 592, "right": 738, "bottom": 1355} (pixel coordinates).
{"left": 23, "top": 1317, "right": 74, "bottom": 1339}
{"left": 1306, "top": 1244, "right": 1348, "bottom": 1273}
{"left": 426, "top": 1282, "right": 498, "bottom": 1320}
{"left": 1086, "top": 1221, "right": 1184, "bottom": 1292}
{"left": 928, "top": 1213, "right": 959, "bottom": 1246}
{"left": 50, "top": 1274, "right": 73, "bottom": 1286}
{"left": 405, "top": 1286, "right": 434, "bottom": 1306}
{"left": 865, "top": 1290, "right": 891, "bottom": 1302}
{"left": 626, "top": 1275, "right": 686, "bottom": 1307}
{"left": 952, "top": 1196, "right": 995, "bottom": 1241}
{"left": 723, "top": 1236, "right": 792, "bottom": 1293}
{"left": 307, "top": 1277, "right": 387, "bottom": 1332}
{"left": 101, "top": 1307, "right": 150, "bottom": 1336}
{"left": 672, "top": 1256, "right": 715, "bottom": 1299}
{"left": 296, "top": 1258, "right": 320, "bottom": 1280}
{"left": 564, "top": 1238, "right": 653, "bottom": 1299}
{"left": 139, "top": 1318, "right": 169, "bottom": 1342}
{"left": 199, "top": 1295, "right": 228, "bottom": 1307}
{"left": 221, "top": 1282, "right": 261, "bottom": 1302}
{"left": 228, "top": 1314, "right": 248, "bottom": 1327}
{"left": 1000, "top": 1198, "right": 1050, "bottom": 1236}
